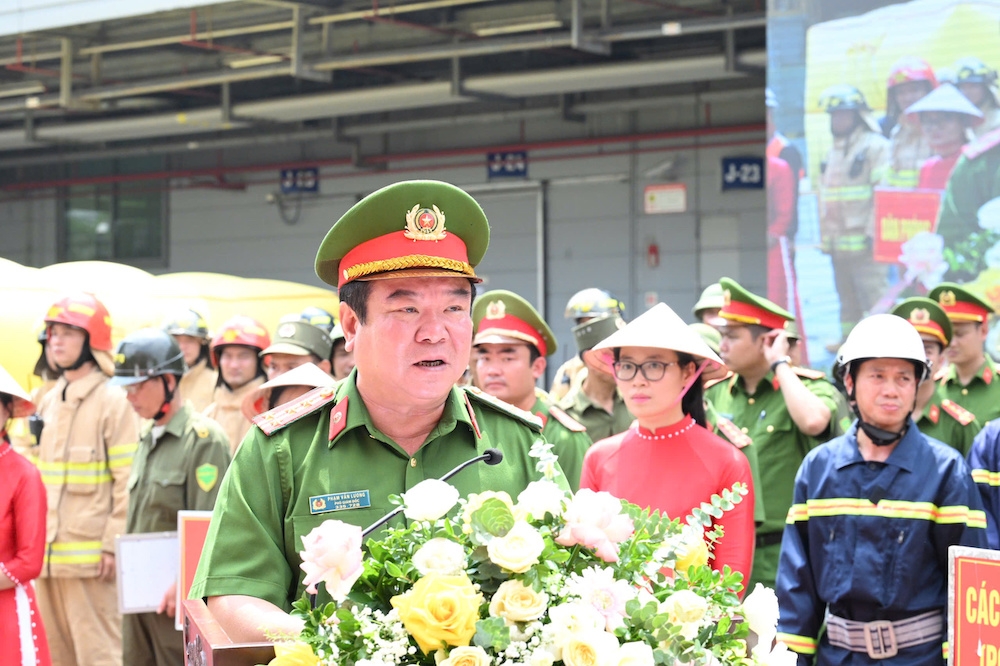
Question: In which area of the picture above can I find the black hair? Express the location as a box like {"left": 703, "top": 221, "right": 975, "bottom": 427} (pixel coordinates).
{"left": 611, "top": 348, "right": 707, "bottom": 427}
{"left": 338, "top": 278, "right": 478, "bottom": 325}
{"left": 747, "top": 324, "right": 771, "bottom": 341}
{"left": 528, "top": 345, "right": 541, "bottom": 364}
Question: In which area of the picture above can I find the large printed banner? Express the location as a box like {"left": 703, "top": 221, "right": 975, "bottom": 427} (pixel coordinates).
{"left": 767, "top": 0, "right": 1000, "bottom": 366}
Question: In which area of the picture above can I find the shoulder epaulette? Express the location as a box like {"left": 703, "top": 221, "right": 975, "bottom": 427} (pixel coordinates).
{"left": 704, "top": 371, "right": 734, "bottom": 390}
{"left": 793, "top": 366, "right": 828, "bottom": 381}
{"left": 963, "top": 127, "right": 1000, "bottom": 160}
{"left": 547, "top": 405, "right": 588, "bottom": 433}
{"left": 252, "top": 385, "right": 338, "bottom": 436}
{"left": 463, "top": 386, "right": 543, "bottom": 432}
{"left": 933, "top": 365, "right": 949, "bottom": 383}
{"left": 714, "top": 415, "right": 752, "bottom": 449}
{"left": 941, "top": 399, "right": 976, "bottom": 426}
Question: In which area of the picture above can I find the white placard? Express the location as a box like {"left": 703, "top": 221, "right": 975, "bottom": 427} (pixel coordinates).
{"left": 643, "top": 183, "right": 687, "bottom": 214}
{"left": 115, "top": 531, "right": 178, "bottom": 615}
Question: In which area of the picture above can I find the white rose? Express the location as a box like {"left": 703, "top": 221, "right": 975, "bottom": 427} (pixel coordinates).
{"left": 562, "top": 631, "right": 621, "bottom": 666}
{"left": 741, "top": 583, "right": 779, "bottom": 647}
{"left": 412, "top": 538, "right": 467, "bottom": 577}
{"left": 486, "top": 520, "right": 545, "bottom": 573}
{"left": 543, "top": 602, "right": 607, "bottom": 658}
{"left": 439, "top": 646, "right": 492, "bottom": 666}
{"left": 489, "top": 579, "right": 549, "bottom": 623}
{"left": 616, "top": 642, "right": 654, "bottom": 666}
{"left": 402, "top": 479, "right": 460, "bottom": 521}
{"left": 529, "top": 648, "right": 556, "bottom": 666}
{"left": 516, "top": 480, "right": 567, "bottom": 520}
{"left": 659, "top": 590, "right": 708, "bottom": 640}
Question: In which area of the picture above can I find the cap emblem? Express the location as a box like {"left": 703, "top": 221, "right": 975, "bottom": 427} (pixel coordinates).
{"left": 485, "top": 300, "right": 506, "bottom": 320}
{"left": 114, "top": 353, "right": 126, "bottom": 365}
{"left": 909, "top": 308, "right": 931, "bottom": 325}
{"left": 278, "top": 324, "right": 297, "bottom": 338}
{"left": 222, "top": 329, "right": 239, "bottom": 342}
{"left": 404, "top": 204, "right": 447, "bottom": 241}
{"left": 939, "top": 290, "right": 957, "bottom": 307}
{"left": 722, "top": 289, "right": 732, "bottom": 306}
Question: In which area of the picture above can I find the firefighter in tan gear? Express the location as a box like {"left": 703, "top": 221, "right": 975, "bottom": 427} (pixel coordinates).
{"left": 162, "top": 308, "right": 217, "bottom": 412}
{"left": 34, "top": 293, "right": 139, "bottom": 666}
{"left": 203, "top": 315, "right": 270, "bottom": 453}
{"left": 881, "top": 57, "right": 936, "bottom": 188}
{"left": 817, "top": 85, "right": 891, "bottom": 346}
{"left": 955, "top": 56, "right": 1000, "bottom": 138}
{"left": 549, "top": 288, "right": 624, "bottom": 401}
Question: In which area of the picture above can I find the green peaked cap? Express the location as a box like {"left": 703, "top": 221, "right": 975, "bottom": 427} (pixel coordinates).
{"left": 890, "top": 297, "right": 953, "bottom": 347}
{"left": 718, "top": 277, "right": 794, "bottom": 330}
{"left": 927, "top": 282, "right": 996, "bottom": 322}
{"left": 472, "top": 289, "right": 557, "bottom": 357}
{"left": 315, "top": 180, "right": 490, "bottom": 288}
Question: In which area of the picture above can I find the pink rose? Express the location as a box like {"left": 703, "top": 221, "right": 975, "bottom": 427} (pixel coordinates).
{"left": 299, "top": 520, "right": 364, "bottom": 599}
{"left": 555, "top": 490, "right": 634, "bottom": 562}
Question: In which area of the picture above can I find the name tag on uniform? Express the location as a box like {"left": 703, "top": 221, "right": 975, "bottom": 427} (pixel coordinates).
{"left": 309, "top": 490, "right": 372, "bottom": 515}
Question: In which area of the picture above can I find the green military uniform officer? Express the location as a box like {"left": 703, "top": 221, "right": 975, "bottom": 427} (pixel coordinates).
{"left": 558, "top": 314, "right": 634, "bottom": 443}
{"left": 706, "top": 278, "right": 840, "bottom": 591}
{"left": 472, "top": 289, "right": 592, "bottom": 490}
{"left": 892, "top": 296, "right": 983, "bottom": 455}
{"left": 937, "top": 128, "right": 1000, "bottom": 250}
{"left": 112, "top": 328, "right": 231, "bottom": 666}
{"left": 190, "top": 181, "right": 565, "bottom": 642}
{"left": 928, "top": 282, "right": 1000, "bottom": 426}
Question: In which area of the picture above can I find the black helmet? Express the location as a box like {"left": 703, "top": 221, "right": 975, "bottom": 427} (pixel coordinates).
{"left": 109, "top": 328, "right": 187, "bottom": 387}
{"left": 161, "top": 309, "right": 210, "bottom": 340}
{"left": 299, "top": 306, "right": 336, "bottom": 334}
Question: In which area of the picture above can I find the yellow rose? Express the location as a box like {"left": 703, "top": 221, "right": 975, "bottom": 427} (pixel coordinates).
{"left": 489, "top": 579, "right": 549, "bottom": 623}
{"left": 615, "top": 642, "right": 654, "bottom": 666}
{"left": 675, "top": 537, "right": 709, "bottom": 574}
{"left": 390, "top": 573, "right": 483, "bottom": 654}
{"left": 439, "top": 646, "right": 492, "bottom": 666}
{"left": 486, "top": 520, "right": 544, "bottom": 573}
{"left": 562, "top": 632, "right": 620, "bottom": 666}
{"left": 267, "top": 641, "right": 320, "bottom": 666}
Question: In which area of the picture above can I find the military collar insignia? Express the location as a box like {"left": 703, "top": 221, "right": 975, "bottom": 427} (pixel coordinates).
{"left": 404, "top": 204, "right": 447, "bottom": 241}
{"left": 909, "top": 308, "right": 931, "bottom": 325}
{"left": 939, "top": 290, "right": 957, "bottom": 307}
{"left": 485, "top": 300, "right": 507, "bottom": 320}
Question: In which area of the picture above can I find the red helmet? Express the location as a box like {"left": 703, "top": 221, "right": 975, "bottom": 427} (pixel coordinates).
{"left": 887, "top": 57, "right": 937, "bottom": 89}
{"left": 44, "top": 293, "right": 113, "bottom": 352}
{"left": 209, "top": 315, "right": 271, "bottom": 368}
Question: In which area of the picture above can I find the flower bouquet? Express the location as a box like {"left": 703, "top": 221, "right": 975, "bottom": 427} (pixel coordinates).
{"left": 265, "top": 443, "right": 792, "bottom": 666}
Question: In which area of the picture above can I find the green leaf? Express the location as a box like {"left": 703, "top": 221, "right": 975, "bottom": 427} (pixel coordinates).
{"left": 384, "top": 561, "right": 405, "bottom": 579}
{"left": 470, "top": 498, "right": 516, "bottom": 538}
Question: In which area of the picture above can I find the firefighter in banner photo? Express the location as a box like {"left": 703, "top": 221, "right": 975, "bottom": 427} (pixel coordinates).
{"left": 33, "top": 294, "right": 140, "bottom": 666}
{"left": 881, "top": 57, "right": 936, "bottom": 189}
{"left": 776, "top": 314, "right": 987, "bottom": 665}
{"left": 954, "top": 56, "right": 1000, "bottom": 138}
{"left": 817, "top": 85, "right": 890, "bottom": 346}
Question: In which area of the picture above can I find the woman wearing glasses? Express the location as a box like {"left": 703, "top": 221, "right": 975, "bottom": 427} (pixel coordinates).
{"left": 579, "top": 303, "right": 755, "bottom": 591}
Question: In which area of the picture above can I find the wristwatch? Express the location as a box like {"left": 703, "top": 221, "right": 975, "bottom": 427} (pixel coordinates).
{"left": 770, "top": 356, "right": 791, "bottom": 372}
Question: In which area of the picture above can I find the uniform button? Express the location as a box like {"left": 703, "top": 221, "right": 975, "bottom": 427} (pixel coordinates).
{"left": 748, "top": 398, "right": 755, "bottom": 405}
{"left": 766, "top": 425, "right": 774, "bottom": 433}
{"left": 962, "top": 388, "right": 969, "bottom": 396}
{"left": 741, "top": 427, "right": 749, "bottom": 434}
{"left": 410, "top": 458, "right": 417, "bottom": 468}
{"left": 868, "top": 463, "right": 878, "bottom": 471}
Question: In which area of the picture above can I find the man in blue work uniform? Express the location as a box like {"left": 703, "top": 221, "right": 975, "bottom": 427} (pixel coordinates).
{"left": 967, "top": 420, "right": 1000, "bottom": 548}
{"left": 776, "top": 314, "right": 987, "bottom": 665}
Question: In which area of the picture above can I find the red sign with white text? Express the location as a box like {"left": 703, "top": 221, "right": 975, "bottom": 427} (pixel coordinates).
{"left": 872, "top": 188, "right": 941, "bottom": 263}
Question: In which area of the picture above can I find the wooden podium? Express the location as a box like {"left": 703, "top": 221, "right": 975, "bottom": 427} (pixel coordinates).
{"left": 183, "top": 599, "right": 276, "bottom": 666}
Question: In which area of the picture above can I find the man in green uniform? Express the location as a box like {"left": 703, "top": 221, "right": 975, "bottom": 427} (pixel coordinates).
{"left": 550, "top": 288, "right": 624, "bottom": 400}
{"left": 472, "top": 289, "right": 592, "bottom": 490}
{"left": 260, "top": 318, "right": 333, "bottom": 380}
{"left": 929, "top": 283, "right": 1000, "bottom": 425}
{"left": 112, "top": 328, "right": 231, "bottom": 665}
{"left": 936, "top": 127, "right": 1000, "bottom": 249}
{"left": 892, "top": 296, "right": 982, "bottom": 455}
{"left": 692, "top": 282, "right": 725, "bottom": 325}
{"left": 706, "top": 278, "right": 840, "bottom": 590}
{"left": 558, "top": 314, "right": 634, "bottom": 443}
{"left": 190, "top": 180, "right": 563, "bottom": 642}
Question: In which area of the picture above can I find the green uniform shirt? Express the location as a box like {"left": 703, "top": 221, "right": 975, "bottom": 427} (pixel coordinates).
{"left": 916, "top": 389, "right": 983, "bottom": 457}
{"left": 939, "top": 355, "right": 1000, "bottom": 426}
{"left": 704, "top": 397, "right": 765, "bottom": 525}
{"left": 706, "top": 370, "right": 840, "bottom": 589}
{"left": 125, "top": 402, "right": 232, "bottom": 535}
{"left": 532, "top": 395, "right": 592, "bottom": 492}
{"left": 558, "top": 374, "right": 634, "bottom": 444}
{"left": 937, "top": 139, "right": 1000, "bottom": 250}
{"left": 190, "top": 374, "right": 560, "bottom": 610}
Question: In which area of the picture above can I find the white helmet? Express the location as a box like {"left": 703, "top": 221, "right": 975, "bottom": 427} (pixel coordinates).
{"left": 836, "top": 314, "right": 930, "bottom": 381}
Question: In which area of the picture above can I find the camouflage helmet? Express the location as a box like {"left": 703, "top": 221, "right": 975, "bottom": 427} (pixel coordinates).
{"left": 564, "top": 288, "right": 625, "bottom": 321}
{"left": 109, "top": 328, "right": 187, "bottom": 387}
{"left": 161, "top": 308, "right": 210, "bottom": 340}
{"left": 819, "top": 85, "right": 872, "bottom": 113}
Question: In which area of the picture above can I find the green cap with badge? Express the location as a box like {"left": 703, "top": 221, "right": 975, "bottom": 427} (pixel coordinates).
{"left": 472, "top": 290, "right": 557, "bottom": 357}
{"left": 260, "top": 319, "right": 333, "bottom": 361}
{"left": 928, "top": 282, "right": 996, "bottom": 323}
{"left": 891, "top": 297, "right": 953, "bottom": 347}
{"left": 315, "top": 180, "right": 490, "bottom": 288}
{"left": 718, "top": 277, "right": 794, "bottom": 331}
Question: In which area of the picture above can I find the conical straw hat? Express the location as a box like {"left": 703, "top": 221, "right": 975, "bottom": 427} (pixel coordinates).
{"left": 0, "top": 363, "right": 35, "bottom": 418}
{"left": 591, "top": 302, "right": 724, "bottom": 370}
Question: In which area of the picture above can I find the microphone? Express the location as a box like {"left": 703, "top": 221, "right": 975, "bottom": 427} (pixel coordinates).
{"left": 361, "top": 448, "right": 504, "bottom": 537}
